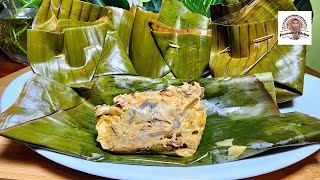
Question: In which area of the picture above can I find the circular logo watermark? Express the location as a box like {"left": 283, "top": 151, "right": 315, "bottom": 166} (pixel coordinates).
{"left": 278, "top": 11, "right": 312, "bottom": 45}
{"left": 280, "top": 15, "right": 309, "bottom": 40}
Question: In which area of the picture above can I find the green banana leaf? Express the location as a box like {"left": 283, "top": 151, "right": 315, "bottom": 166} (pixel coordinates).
{"left": 253, "top": 72, "right": 277, "bottom": 103}
{"left": 140, "top": 0, "right": 225, "bottom": 16}
{"left": 88, "top": 75, "right": 279, "bottom": 119}
{"left": 130, "top": 0, "right": 212, "bottom": 79}
{"left": 0, "top": 75, "right": 85, "bottom": 129}
{"left": 193, "top": 112, "right": 320, "bottom": 164}
{"left": 28, "top": 0, "right": 136, "bottom": 85}
{"left": 129, "top": 0, "right": 211, "bottom": 78}
{"left": 1, "top": 74, "right": 319, "bottom": 166}
{"left": 213, "top": 0, "right": 296, "bottom": 24}
{"left": 32, "top": 0, "right": 109, "bottom": 30}
{"left": 105, "top": 6, "right": 134, "bottom": 53}
{"left": 33, "top": 0, "right": 135, "bottom": 48}
{"left": 210, "top": 0, "right": 251, "bottom": 20}
{"left": 55, "top": 19, "right": 106, "bottom": 32}
{"left": 157, "top": 0, "right": 210, "bottom": 29}
{"left": 28, "top": 22, "right": 103, "bottom": 84}
{"left": 2, "top": 73, "right": 293, "bottom": 165}
{"left": 94, "top": 30, "right": 137, "bottom": 76}
{"left": 210, "top": 0, "right": 312, "bottom": 22}
{"left": 150, "top": 21, "right": 212, "bottom": 79}
{"left": 209, "top": 0, "right": 306, "bottom": 103}
{"left": 129, "top": 6, "right": 170, "bottom": 77}
{"left": 2, "top": 104, "right": 319, "bottom": 165}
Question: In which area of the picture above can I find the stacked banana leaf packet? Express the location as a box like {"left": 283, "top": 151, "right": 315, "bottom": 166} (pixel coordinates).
{"left": 1, "top": 0, "right": 319, "bottom": 166}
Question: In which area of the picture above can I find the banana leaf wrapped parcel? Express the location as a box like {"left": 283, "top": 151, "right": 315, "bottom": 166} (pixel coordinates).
{"left": 130, "top": 0, "right": 211, "bottom": 78}
{"left": 26, "top": 0, "right": 308, "bottom": 102}
{"left": 27, "top": 0, "right": 137, "bottom": 85}
{"left": 1, "top": 72, "right": 320, "bottom": 166}
{"left": 210, "top": 0, "right": 306, "bottom": 103}
{"left": 143, "top": 0, "right": 307, "bottom": 103}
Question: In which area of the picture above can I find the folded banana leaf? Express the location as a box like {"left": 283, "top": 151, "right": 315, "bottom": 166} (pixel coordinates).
{"left": 33, "top": 0, "right": 134, "bottom": 49}
{"left": 94, "top": 30, "right": 137, "bottom": 76}
{"left": 28, "top": 0, "right": 136, "bottom": 85}
{"left": 129, "top": 5, "right": 170, "bottom": 77}
{"left": 32, "top": 0, "right": 109, "bottom": 31}
{"left": 0, "top": 75, "right": 85, "bottom": 129}
{"left": 209, "top": 0, "right": 306, "bottom": 103}
{"left": 210, "top": 0, "right": 312, "bottom": 20}
{"left": 28, "top": 23, "right": 111, "bottom": 85}
{"left": 130, "top": 0, "right": 213, "bottom": 78}
{"left": 210, "top": 0, "right": 251, "bottom": 20}
{"left": 157, "top": 0, "right": 210, "bottom": 29}
{"left": 1, "top": 74, "right": 319, "bottom": 166}
{"left": 149, "top": 22, "right": 212, "bottom": 79}
{"left": 105, "top": 6, "right": 134, "bottom": 53}
{"left": 139, "top": 0, "right": 225, "bottom": 17}
{"left": 253, "top": 72, "right": 277, "bottom": 103}
{"left": 55, "top": 18, "right": 110, "bottom": 32}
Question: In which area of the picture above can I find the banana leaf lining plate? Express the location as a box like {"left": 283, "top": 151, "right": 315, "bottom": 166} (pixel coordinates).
{"left": 1, "top": 71, "right": 320, "bottom": 179}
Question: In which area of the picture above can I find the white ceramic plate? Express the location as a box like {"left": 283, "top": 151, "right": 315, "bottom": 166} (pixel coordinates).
{"left": 1, "top": 71, "right": 320, "bottom": 179}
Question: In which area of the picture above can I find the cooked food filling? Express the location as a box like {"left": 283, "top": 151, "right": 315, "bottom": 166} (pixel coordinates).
{"left": 95, "top": 82, "right": 207, "bottom": 157}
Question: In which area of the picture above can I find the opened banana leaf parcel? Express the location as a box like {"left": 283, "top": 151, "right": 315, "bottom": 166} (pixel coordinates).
{"left": 0, "top": 0, "right": 319, "bottom": 166}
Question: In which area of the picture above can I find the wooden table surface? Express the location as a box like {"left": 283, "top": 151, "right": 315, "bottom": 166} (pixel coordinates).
{"left": 0, "top": 55, "right": 319, "bottom": 179}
